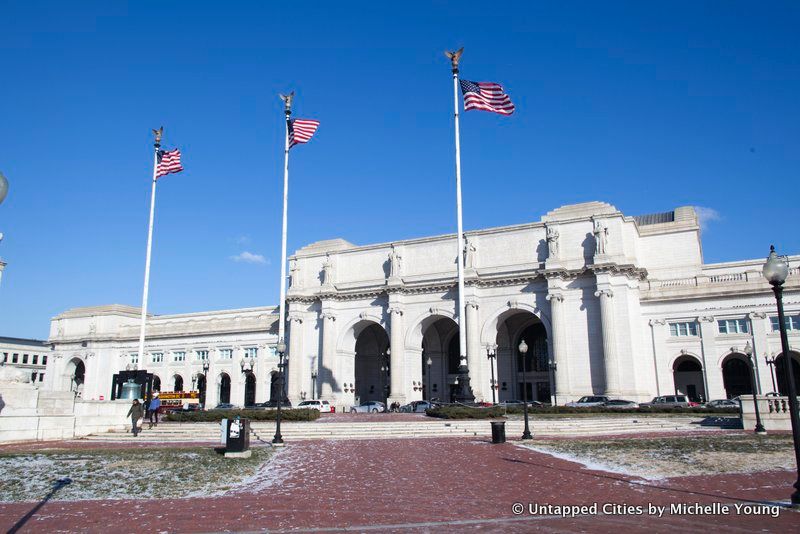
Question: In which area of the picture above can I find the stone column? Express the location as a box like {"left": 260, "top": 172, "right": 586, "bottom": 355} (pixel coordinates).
{"left": 595, "top": 289, "right": 621, "bottom": 396}
{"left": 388, "top": 305, "right": 406, "bottom": 405}
{"left": 546, "top": 292, "right": 571, "bottom": 403}
{"left": 287, "top": 313, "right": 304, "bottom": 404}
{"left": 465, "top": 300, "right": 483, "bottom": 401}
{"left": 698, "top": 316, "right": 723, "bottom": 399}
{"left": 205, "top": 350, "right": 219, "bottom": 408}
{"left": 749, "top": 312, "right": 770, "bottom": 394}
{"left": 320, "top": 310, "right": 337, "bottom": 399}
{"left": 648, "top": 319, "right": 667, "bottom": 397}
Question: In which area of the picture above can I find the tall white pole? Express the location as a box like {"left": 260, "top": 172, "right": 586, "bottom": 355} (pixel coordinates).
{"left": 452, "top": 66, "right": 468, "bottom": 367}
{"left": 137, "top": 139, "right": 160, "bottom": 361}
{"left": 278, "top": 104, "right": 291, "bottom": 346}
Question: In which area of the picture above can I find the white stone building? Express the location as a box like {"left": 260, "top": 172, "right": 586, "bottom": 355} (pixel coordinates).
{"left": 43, "top": 202, "right": 800, "bottom": 408}
{"left": 0, "top": 337, "right": 50, "bottom": 385}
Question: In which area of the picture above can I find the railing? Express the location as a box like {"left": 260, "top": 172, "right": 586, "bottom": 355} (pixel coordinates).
{"left": 647, "top": 268, "right": 797, "bottom": 290}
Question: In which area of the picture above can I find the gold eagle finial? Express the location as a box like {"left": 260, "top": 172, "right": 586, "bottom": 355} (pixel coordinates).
{"left": 279, "top": 91, "right": 295, "bottom": 112}
{"left": 445, "top": 47, "right": 464, "bottom": 70}
{"left": 152, "top": 126, "right": 163, "bottom": 145}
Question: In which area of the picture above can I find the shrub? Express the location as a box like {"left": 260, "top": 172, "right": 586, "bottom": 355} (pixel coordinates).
{"left": 165, "top": 408, "right": 320, "bottom": 423}
{"left": 425, "top": 406, "right": 507, "bottom": 419}
{"left": 425, "top": 405, "right": 739, "bottom": 419}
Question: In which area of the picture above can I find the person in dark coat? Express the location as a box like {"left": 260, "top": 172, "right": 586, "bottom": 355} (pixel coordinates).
{"left": 127, "top": 399, "right": 144, "bottom": 437}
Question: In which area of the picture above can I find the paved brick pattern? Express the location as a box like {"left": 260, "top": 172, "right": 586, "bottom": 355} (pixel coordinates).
{"left": 1, "top": 436, "right": 798, "bottom": 533}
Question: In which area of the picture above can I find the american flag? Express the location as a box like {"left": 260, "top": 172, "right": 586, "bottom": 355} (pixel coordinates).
{"left": 289, "top": 119, "right": 320, "bottom": 148}
{"left": 156, "top": 149, "right": 183, "bottom": 178}
{"left": 459, "top": 80, "right": 515, "bottom": 115}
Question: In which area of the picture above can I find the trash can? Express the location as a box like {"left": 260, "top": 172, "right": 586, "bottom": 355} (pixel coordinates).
{"left": 490, "top": 421, "right": 506, "bottom": 444}
{"left": 224, "top": 417, "right": 250, "bottom": 453}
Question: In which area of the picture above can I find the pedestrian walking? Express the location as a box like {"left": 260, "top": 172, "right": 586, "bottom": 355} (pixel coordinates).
{"left": 127, "top": 399, "right": 144, "bottom": 437}
{"left": 149, "top": 392, "right": 161, "bottom": 429}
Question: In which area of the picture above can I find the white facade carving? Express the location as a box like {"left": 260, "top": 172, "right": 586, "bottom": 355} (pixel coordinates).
{"left": 40, "top": 202, "right": 800, "bottom": 408}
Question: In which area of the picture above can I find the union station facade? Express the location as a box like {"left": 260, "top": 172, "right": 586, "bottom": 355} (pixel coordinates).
{"left": 43, "top": 201, "right": 800, "bottom": 408}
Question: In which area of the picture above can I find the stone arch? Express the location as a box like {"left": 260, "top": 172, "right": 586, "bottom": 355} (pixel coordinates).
{"left": 671, "top": 353, "right": 705, "bottom": 402}
{"left": 63, "top": 357, "right": 85, "bottom": 396}
{"left": 721, "top": 353, "right": 752, "bottom": 398}
{"left": 337, "top": 314, "right": 386, "bottom": 354}
{"left": 405, "top": 309, "right": 456, "bottom": 350}
{"left": 151, "top": 373, "right": 162, "bottom": 392}
{"left": 217, "top": 372, "right": 231, "bottom": 404}
{"left": 480, "top": 302, "right": 552, "bottom": 348}
{"left": 353, "top": 322, "right": 391, "bottom": 404}
{"left": 172, "top": 374, "right": 184, "bottom": 392}
{"left": 775, "top": 350, "right": 800, "bottom": 396}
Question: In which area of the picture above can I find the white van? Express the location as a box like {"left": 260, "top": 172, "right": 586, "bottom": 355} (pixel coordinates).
{"left": 297, "top": 399, "right": 333, "bottom": 412}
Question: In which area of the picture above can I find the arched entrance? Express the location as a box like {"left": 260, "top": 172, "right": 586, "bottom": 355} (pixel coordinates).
{"left": 196, "top": 374, "right": 207, "bottom": 405}
{"left": 354, "top": 323, "right": 390, "bottom": 404}
{"left": 65, "top": 358, "right": 85, "bottom": 397}
{"left": 244, "top": 372, "right": 256, "bottom": 406}
{"left": 775, "top": 352, "right": 800, "bottom": 396}
{"left": 418, "top": 317, "right": 459, "bottom": 403}
{"left": 173, "top": 374, "right": 184, "bottom": 392}
{"left": 673, "top": 356, "right": 705, "bottom": 402}
{"left": 722, "top": 355, "right": 752, "bottom": 398}
{"left": 218, "top": 373, "right": 231, "bottom": 404}
{"left": 494, "top": 311, "right": 550, "bottom": 403}
{"left": 152, "top": 375, "right": 162, "bottom": 392}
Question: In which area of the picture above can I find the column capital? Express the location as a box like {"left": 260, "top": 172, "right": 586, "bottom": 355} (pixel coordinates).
{"left": 545, "top": 292, "right": 564, "bottom": 303}
{"left": 322, "top": 311, "right": 336, "bottom": 322}
{"left": 649, "top": 318, "right": 666, "bottom": 326}
{"left": 697, "top": 315, "right": 715, "bottom": 323}
{"left": 388, "top": 306, "right": 404, "bottom": 316}
{"left": 287, "top": 313, "right": 303, "bottom": 324}
{"left": 594, "top": 289, "right": 614, "bottom": 299}
{"left": 466, "top": 300, "right": 479, "bottom": 310}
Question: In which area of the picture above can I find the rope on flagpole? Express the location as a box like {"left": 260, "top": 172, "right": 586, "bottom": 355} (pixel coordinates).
{"left": 277, "top": 93, "right": 294, "bottom": 349}
{"left": 137, "top": 127, "right": 162, "bottom": 365}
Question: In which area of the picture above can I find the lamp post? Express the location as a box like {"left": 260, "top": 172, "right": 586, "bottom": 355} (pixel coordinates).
{"left": 382, "top": 346, "right": 391, "bottom": 406}
{"left": 426, "top": 356, "right": 433, "bottom": 401}
{"left": 201, "top": 361, "right": 210, "bottom": 407}
{"left": 763, "top": 245, "right": 800, "bottom": 506}
{"left": 743, "top": 341, "right": 767, "bottom": 434}
{"left": 486, "top": 344, "right": 497, "bottom": 405}
{"left": 549, "top": 361, "right": 558, "bottom": 406}
{"left": 518, "top": 339, "right": 533, "bottom": 440}
{"left": 765, "top": 355, "right": 778, "bottom": 393}
{"left": 311, "top": 370, "right": 317, "bottom": 400}
{"left": 273, "top": 341, "right": 287, "bottom": 446}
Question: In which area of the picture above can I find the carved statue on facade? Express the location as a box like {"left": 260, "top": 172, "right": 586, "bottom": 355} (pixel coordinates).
{"left": 464, "top": 237, "right": 477, "bottom": 268}
{"left": 546, "top": 226, "right": 559, "bottom": 259}
{"left": 289, "top": 257, "right": 299, "bottom": 288}
{"left": 389, "top": 245, "right": 403, "bottom": 278}
{"left": 321, "top": 253, "right": 333, "bottom": 285}
{"left": 593, "top": 220, "right": 608, "bottom": 255}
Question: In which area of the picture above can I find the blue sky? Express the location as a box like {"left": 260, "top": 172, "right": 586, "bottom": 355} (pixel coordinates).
{"left": 1, "top": 1, "right": 798, "bottom": 338}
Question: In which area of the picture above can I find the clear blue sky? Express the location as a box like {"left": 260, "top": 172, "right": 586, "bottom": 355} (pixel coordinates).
{"left": 1, "top": 1, "right": 798, "bottom": 338}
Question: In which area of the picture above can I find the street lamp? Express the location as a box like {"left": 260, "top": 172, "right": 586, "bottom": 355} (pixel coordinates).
{"left": 763, "top": 245, "right": 800, "bottom": 506}
{"left": 518, "top": 339, "right": 533, "bottom": 440}
{"left": 486, "top": 344, "right": 498, "bottom": 405}
{"left": 273, "top": 340, "right": 287, "bottom": 446}
{"left": 311, "top": 370, "right": 318, "bottom": 400}
{"left": 201, "top": 361, "right": 210, "bottom": 408}
{"left": 743, "top": 341, "right": 767, "bottom": 434}
{"left": 426, "top": 356, "right": 433, "bottom": 401}
{"left": 382, "top": 346, "right": 391, "bottom": 406}
{"left": 549, "top": 361, "right": 558, "bottom": 406}
{"left": 764, "top": 354, "right": 778, "bottom": 393}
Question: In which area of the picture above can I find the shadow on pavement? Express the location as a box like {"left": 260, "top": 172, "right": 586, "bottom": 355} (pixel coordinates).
{"left": 8, "top": 477, "right": 72, "bottom": 534}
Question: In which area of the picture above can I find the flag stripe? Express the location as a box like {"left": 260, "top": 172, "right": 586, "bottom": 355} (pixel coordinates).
{"left": 156, "top": 149, "right": 183, "bottom": 178}
{"left": 460, "top": 79, "right": 515, "bottom": 115}
{"left": 289, "top": 119, "right": 320, "bottom": 148}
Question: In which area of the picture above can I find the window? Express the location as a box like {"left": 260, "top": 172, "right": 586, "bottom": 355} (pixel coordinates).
{"left": 196, "top": 350, "right": 209, "bottom": 361}
{"left": 173, "top": 351, "right": 186, "bottom": 362}
{"left": 669, "top": 322, "right": 698, "bottom": 337}
{"left": 39, "top": 373, "right": 44, "bottom": 382}
{"left": 42, "top": 355, "right": 47, "bottom": 365}
{"left": 718, "top": 318, "right": 749, "bottom": 335}
{"left": 22, "top": 354, "right": 29, "bottom": 364}
{"left": 219, "top": 349, "right": 233, "bottom": 360}
{"left": 2, "top": 353, "right": 6, "bottom": 363}
{"left": 32, "top": 355, "right": 38, "bottom": 365}
{"left": 131, "top": 353, "right": 139, "bottom": 365}
{"left": 151, "top": 352, "right": 164, "bottom": 364}
{"left": 244, "top": 347, "right": 258, "bottom": 359}
{"left": 12, "top": 353, "right": 18, "bottom": 363}
{"left": 771, "top": 315, "right": 800, "bottom": 332}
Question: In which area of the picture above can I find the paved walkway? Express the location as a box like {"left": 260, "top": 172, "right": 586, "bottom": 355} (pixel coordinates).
{"left": 1, "top": 436, "right": 798, "bottom": 533}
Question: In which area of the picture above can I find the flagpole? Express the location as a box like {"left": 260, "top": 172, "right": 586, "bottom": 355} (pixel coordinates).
{"left": 277, "top": 95, "right": 292, "bottom": 349}
{"left": 448, "top": 48, "right": 473, "bottom": 402}
{"left": 137, "top": 129, "right": 161, "bottom": 363}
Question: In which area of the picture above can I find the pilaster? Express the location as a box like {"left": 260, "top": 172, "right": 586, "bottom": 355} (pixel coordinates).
{"left": 387, "top": 304, "right": 406, "bottom": 405}
{"left": 698, "top": 315, "right": 724, "bottom": 400}
{"left": 546, "top": 291, "right": 570, "bottom": 402}
{"left": 320, "top": 305, "right": 337, "bottom": 399}
{"left": 287, "top": 312, "right": 304, "bottom": 404}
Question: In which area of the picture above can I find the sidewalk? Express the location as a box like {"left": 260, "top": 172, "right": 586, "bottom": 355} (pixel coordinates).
{"left": 1, "top": 436, "right": 797, "bottom": 533}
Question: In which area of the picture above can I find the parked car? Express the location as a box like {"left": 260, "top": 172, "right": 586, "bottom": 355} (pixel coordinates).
{"left": 704, "top": 399, "right": 739, "bottom": 409}
{"left": 565, "top": 396, "right": 610, "bottom": 408}
{"left": 399, "top": 400, "right": 435, "bottom": 413}
{"left": 640, "top": 395, "right": 692, "bottom": 408}
{"left": 351, "top": 401, "right": 386, "bottom": 413}
{"left": 297, "top": 399, "right": 333, "bottom": 412}
{"left": 212, "top": 403, "right": 237, "bottom": 410}
{"left": 603, "top": 399, "right": 639, "bottom": 409}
